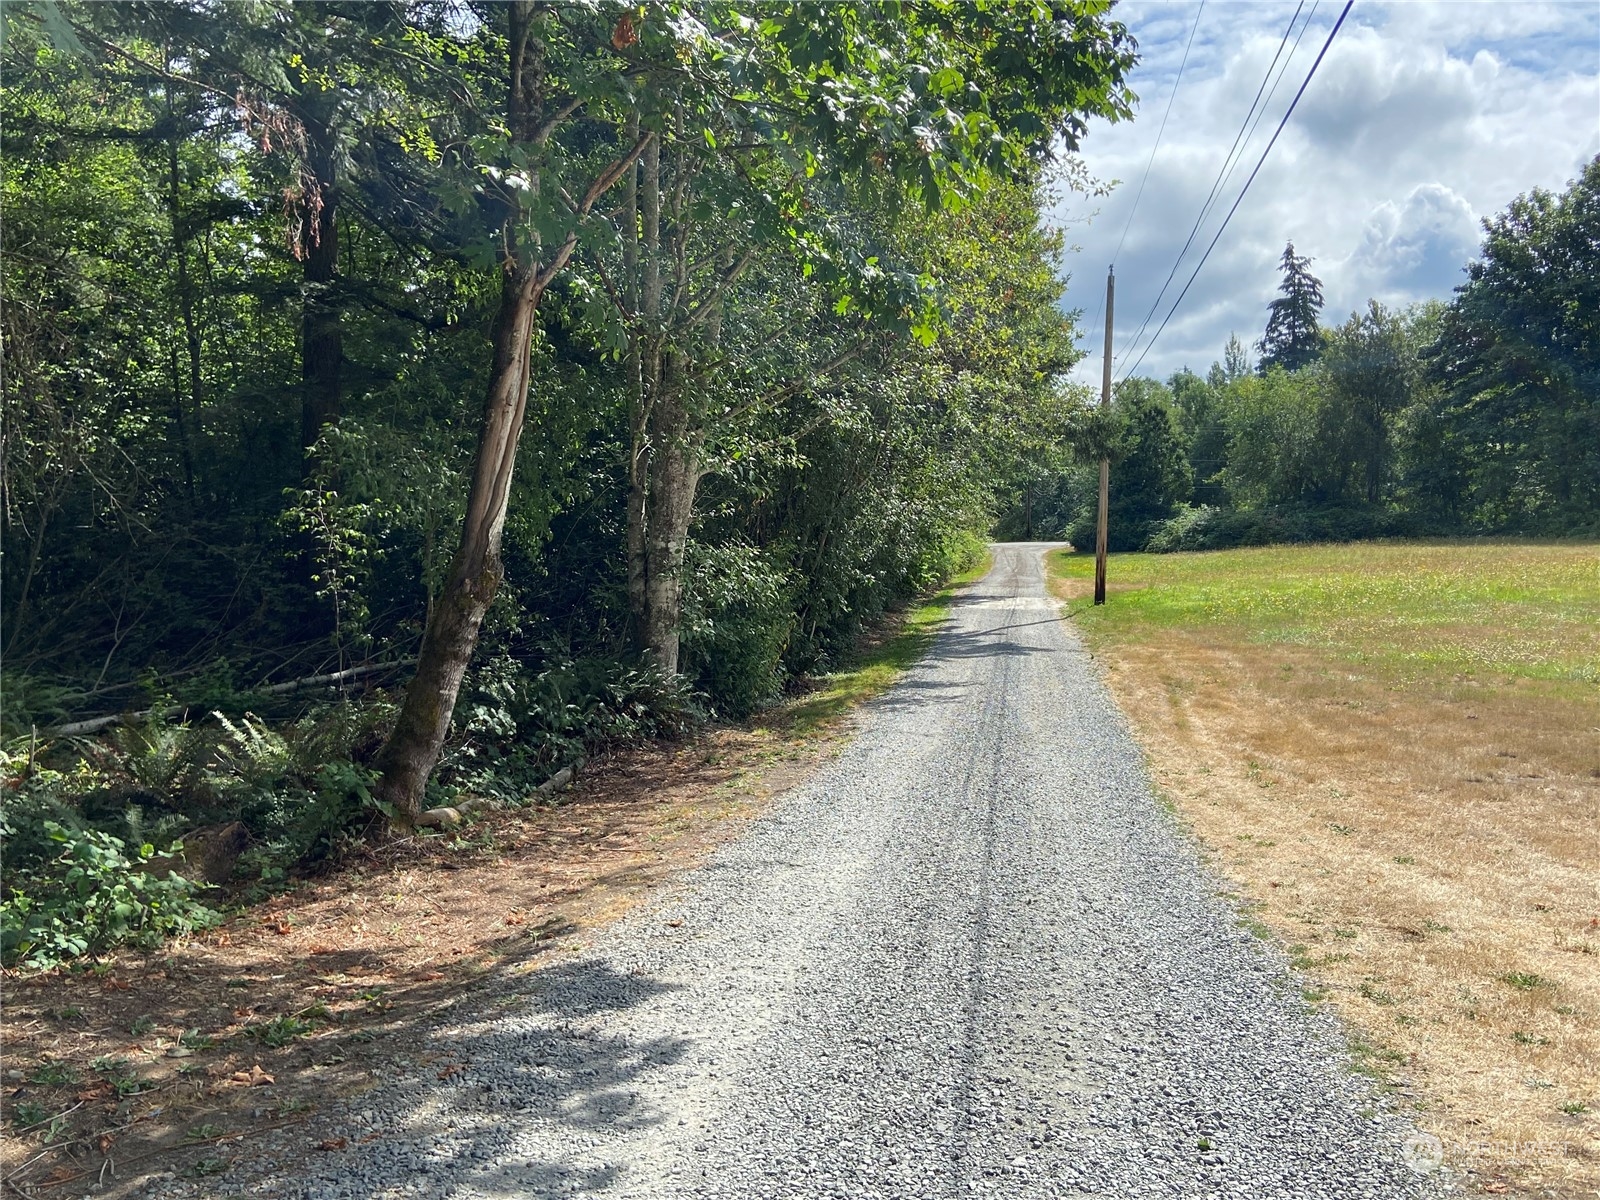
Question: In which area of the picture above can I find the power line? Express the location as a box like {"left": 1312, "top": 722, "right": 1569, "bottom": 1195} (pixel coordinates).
{"left": 1117, "top": 0, "right": 1354, "bottom": 384}
{"left": 1208, "top": 0, "right": 1322, "bottom": 233}
{"left": 1081, "top": 0, "right": 1204, "bottom": 374}
{"left": 1109, "top": 0, "right": 1206, "bottom": 268}
{"left": 1114, "top": 0, "right": 1309, "bottom": 372}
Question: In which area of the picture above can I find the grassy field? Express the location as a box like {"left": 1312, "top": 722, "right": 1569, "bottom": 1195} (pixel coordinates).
{"left": 1052, "top": 540, "right": 1600, "bottom": 1197}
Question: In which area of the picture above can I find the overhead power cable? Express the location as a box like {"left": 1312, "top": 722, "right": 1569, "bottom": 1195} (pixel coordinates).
{"left": 1114, "top": 0, "right": 1309, "bottom": 372}
{"left": 1108, "top": 0, "right": 1206, "bottom": 269}
{"left": 1082, "top": 0, "right": 1203, "bottom": 369}
{"left": 1117, "top": 0, "right": 1354, "bottom": 384}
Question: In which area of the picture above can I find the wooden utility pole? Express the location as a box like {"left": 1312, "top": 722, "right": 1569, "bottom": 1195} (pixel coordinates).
{"left": 1094, "top": 266, "right": 1114, "bottom": 605}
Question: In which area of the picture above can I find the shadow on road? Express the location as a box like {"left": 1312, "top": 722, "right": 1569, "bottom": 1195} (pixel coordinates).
{"left": 309, "top": 958, "right": 693, "bottom": 1199}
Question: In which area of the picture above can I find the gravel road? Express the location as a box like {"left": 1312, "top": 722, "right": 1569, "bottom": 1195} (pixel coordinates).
{"left": 274, "top": 543, "right": 1448, "bottom": 1200}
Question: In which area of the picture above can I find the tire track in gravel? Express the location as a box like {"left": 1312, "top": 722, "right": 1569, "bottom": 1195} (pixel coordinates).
{"left": 270, "top": 544, "right": 1448, "bottom": 1200}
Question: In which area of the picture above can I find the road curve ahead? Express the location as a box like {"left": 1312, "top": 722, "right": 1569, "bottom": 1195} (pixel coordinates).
{"left": 292, "top": 544, "right": 1443, "bottom": 1200}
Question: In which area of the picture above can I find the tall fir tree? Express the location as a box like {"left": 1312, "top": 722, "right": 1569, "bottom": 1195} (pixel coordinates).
{"left": 1223, "top": 332, "right": 1251, "bottom": 380}
{"left": 1258, "top": 241, "right": 1324, "bottom": 372}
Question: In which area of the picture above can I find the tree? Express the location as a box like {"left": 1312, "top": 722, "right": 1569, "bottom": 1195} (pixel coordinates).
{"left": 1168, "top": 367, "right": 1226, "bottom": 507}
{"left": 1258, "top": 241, "right": 1324, "bottom": 372}
{"left": 1322, "top": 301, "right": 1415, "bottom": 504}
{"left": 1427, "top": 156, "right": 1600, "bottom": 529}
{"left": 1223, "top": 332, "right": 1251, "bottom": 381}
{"left": 1219, "top": 368, "right": 1328, "bottom": 507}
{"left": 371, "top": 1, "right": 1137, "bottom": 823}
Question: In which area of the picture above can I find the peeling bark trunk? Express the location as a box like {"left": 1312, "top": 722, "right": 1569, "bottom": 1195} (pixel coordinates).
{"left": 370, "top": 2, "right": 652, "bottom": 826}
{"left": 372, "top": 267, "right": 546, "bottom": 823}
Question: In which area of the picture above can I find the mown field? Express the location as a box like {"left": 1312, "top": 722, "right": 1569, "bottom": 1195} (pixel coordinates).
{"left": 1051, "top": 540, "right": 1600, "bottom": 1198}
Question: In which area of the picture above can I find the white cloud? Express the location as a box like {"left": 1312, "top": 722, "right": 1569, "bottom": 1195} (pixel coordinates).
{"left": 1055, "top": 0, "right": 1600, "bottom": 384}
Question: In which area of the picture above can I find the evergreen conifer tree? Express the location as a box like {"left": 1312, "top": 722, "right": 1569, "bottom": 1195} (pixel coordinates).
{"left": 1258, "top": 241, "right": 1324, "bottom": 371}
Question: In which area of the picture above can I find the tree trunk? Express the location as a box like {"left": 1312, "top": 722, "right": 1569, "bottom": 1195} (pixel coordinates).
{"left": 639, "top": 359, "right": 701, "bottom": 676}
{"left": 299, "top": 119, "right": 341, "bottom": 451}
{"left": 371, "top": 267, "right": 545, "bottom": 824}
{"left": 163, "top": 75, "right": 197, "bottom": 502}
{"left": 366, "top": 0, "right": 652, "bottom": 828}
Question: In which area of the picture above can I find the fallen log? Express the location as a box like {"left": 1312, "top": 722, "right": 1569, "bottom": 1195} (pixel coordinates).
{"left": 44, "top": 661, "right": 414, "bottom": 737}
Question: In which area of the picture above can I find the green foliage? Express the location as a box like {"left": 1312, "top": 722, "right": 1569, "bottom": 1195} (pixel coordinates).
{"left": 681, "top": 540, "right": 795, "bottom": 717}
{"left": 450, "top": 656, "right": 701, "bottom": 801}
{"left": 1058, "top": 378, "right": 1191, "bottom": 553}
{"left": 0, "top": 822, "right": 219, "bottom": 970}
{"left": 1144, "top": 503, "right": 1421, "bottom": 553}
{"left": 1258, "top": 241, "right": 1325, "bottom": 372}
{"left": 1428, "top": 157, "right": 1600, "bottom": 531}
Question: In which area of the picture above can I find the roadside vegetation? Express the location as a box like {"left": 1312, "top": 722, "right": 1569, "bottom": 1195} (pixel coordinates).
{"left": 1053, "top": 541, "right": 1600, "bottom": 1195}
{"left": 1, "top": 0, "right": 1132, "bottom": 975}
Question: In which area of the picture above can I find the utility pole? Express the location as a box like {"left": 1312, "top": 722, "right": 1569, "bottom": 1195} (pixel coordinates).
{"left": 1094, "top": 266, "right": 1113, "bottom": 605}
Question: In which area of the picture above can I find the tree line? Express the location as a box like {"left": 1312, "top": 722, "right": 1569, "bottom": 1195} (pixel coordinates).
{"left": 1, "top": 1, "right": 1137, "bottom": 964}
{"left": 1000, "top": 158, "right": 1600, "bottom": 551}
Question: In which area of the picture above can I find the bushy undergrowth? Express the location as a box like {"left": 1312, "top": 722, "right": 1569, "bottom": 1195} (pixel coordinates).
{"left": 0, "top": 822, "right": 220, "bottom": 971}
{"left": 0, "top": 653, "right": 702, "bottom": 969}
{"left": 1143, "top": 504, "right": 1427, "bottom": 552}
{"left": 680, "top": 540, "right": 795, "bottom": 717}
{"left": 448, "top": 654, "right": 700, "bottom": 800}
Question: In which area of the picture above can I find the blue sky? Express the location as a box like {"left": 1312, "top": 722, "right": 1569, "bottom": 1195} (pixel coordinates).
{"left": 1054, "top": 0, "right": 1600, "bottom": 386}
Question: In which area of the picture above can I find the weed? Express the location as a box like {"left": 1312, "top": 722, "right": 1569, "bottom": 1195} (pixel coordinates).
{"left": 1512, "top": 1031, "right": 1552, "bottom": 1047}
{"left": 130, "top": 1014, "right": 157, "bottom": 1037}
{"left": 1359, "top": 982, "right": 1398, "bottom": 1006}
{"left": 12, "top": 1101, "right": 50, "bottom": 1129}
{"left": 1423, "top": 919, "right": 1452, "bottom": 934}
{"left": 1501, "top": 971, "right": 1552, "bottom": 991}
{"left": 187, "top": 1156, "right": 229, "bottom": 1178}
{"left": 1328, "top": 823, "right": 1354, "bottom": 837}
{"left": 1334, "top": 928, "right": 1358, "bottom": 940}
{"left": 1561, "top": 1101, "right": 1589, "bottom": 1115}
{"left": 244, "top": 1015, "right": 314, "bottom": 1048}
{"left": 185, "top": 1124, "right": 226, "bottom": 1142}
{"left": 52, "top": 1006, "right": 84, "bottom": 1021}
{"left": 275, "top": 1097, "right": 314, "bottom": 1117}
{"left": 28, "top": 1061, "right": 78, "bottom": 1086}
{"left": 179, "top": 1029, "right": 215, "bottom": 1051}
{"left": 363, "top": 990, "right": 393, "bottom": 1011}
{"left": 1393, "top": 856, "right": 1415, "bottom": 865}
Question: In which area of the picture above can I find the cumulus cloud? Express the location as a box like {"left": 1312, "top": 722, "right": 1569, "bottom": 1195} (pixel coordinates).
{"left": 1056, "top": 0, "right": 1600, "bottom": 384}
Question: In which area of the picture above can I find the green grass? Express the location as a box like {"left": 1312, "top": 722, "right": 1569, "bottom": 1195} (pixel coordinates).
{"left": 1050, "top": 540, "right": 1600, "bottom": 686}
{"left": 782, "top": 550, "right": 993, "bottom": 734}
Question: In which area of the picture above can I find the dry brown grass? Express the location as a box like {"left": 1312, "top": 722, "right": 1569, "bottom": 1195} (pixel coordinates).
{"left": 1053, "top": 549, "right": 1600, "bottom": 1198}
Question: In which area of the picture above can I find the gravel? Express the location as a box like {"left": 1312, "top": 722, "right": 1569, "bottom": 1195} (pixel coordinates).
{"left": 220, "top": 543, "right": 1450, "bottom": 1199}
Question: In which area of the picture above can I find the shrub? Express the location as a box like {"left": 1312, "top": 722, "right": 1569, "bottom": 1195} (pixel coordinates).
{"left": 450, "top": 654, "right": 701, "bottom": 800}
{"left": 1, "top": 822, "right": 220, "bottom": 970}
{"left": 1142, "top": 503, "right": 1428, "bottom": 552}
{"left": 681, "top": 540, "right": 795, "bottom": 717}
